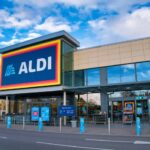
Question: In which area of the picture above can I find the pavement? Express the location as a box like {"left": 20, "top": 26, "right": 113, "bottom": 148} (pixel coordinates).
{"left": 0, "top": 128, "right": 150, "bottom": 150}
{"left": 0, "top": 122, "right": 150, "bottom": 137}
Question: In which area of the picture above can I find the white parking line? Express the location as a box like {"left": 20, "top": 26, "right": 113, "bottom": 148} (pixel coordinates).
{"left": 85, "top": 138, "right": 132, "bottom": 144}
{"left": 0, "top": 136, "right": 7, "bottom": 139}
{"left": 36, "top": 141, "right": 114, "bottom": 150}
{"left": 134, "top": 141, "right": 150, "bottom": 144}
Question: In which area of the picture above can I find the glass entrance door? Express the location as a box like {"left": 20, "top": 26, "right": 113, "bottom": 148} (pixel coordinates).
{"left": 136, "top": 100, "right": 149, "bottom": 122}
{"left": 112, "top": 101, "right": 123, "bottom": 122}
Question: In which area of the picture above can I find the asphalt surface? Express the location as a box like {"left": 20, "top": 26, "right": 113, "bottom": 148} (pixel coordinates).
{"left": 0, "top": 128, "right": 150, "bottom": 150}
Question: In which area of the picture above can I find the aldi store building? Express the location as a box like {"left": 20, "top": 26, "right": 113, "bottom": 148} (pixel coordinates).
{"left": 0, "top": 31, "right": 150, "bottom": 125}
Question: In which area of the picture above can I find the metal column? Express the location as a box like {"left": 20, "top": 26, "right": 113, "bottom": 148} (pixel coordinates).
{"left": 148, "top": 99, "right": 150, "bottom": 124}
{"left": 5, "top": 96, "right": 9, "bottom": 114}
{"left": 63, "top": 91, "right": 67, "bottom": 126}
{"left": 101, "top": 93, "right": 109, "bottom": 114}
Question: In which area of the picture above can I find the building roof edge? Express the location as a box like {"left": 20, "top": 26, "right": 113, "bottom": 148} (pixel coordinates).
{"left": 0, "top": 30, "right": 80, "bottom": 53}
{"left": 78, "top": 36, "right": 150, "bottom": 51}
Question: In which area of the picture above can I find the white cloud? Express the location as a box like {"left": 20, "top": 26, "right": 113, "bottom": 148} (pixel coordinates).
{"left": 78, "top": 36, "right": 100, "bottom": 49}
{"left": 0, "top": 9, "right": 41, "bottom": 29}
{"left": 107, "top": 0, "right": 150, "bottom": 14}
{"left": 11, "top": 0, "right": 150, "bottom": 13}
{"left": 139, "top": 71, "right": 150, "bottom": 79}
{"left": 12, "top": 0, "right": 100, "bottom": 9}
{"left": 0, "top": 38, "right": 20, "bottom": 47}
{"left": 0, "top": 32, "right": 4, "bottom": 38}
{"left": 2, "top": 0, "right": 150, "bottom": 49}
{"left": 88, "top": 8, "right": 150, "bottom": 45}
{"left": 122, "top": 64, "right": 134, "bottom": 69}
{"left": 57, "top": 0, "right": 100, "bottom": 9}
{"left": 0, "top": 32, "right": 41, "bottom": 47}
{"left": 25, "top": 32, "right": 41, "bottom": 40}
{"left": 35, "top": 17, "right": 72, "bottom": 32}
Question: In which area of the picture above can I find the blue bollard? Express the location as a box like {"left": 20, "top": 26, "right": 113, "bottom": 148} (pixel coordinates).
{"left": 7, "top": 116, "right": 11, "bottom": 129}
{"left": 80, "top": 117, "right": 85, "bottom": 133}
{"left": 136, "top": 117, "right": 141, "bottom": 136}
{"left": 38, "top": 117, "right": 43, "bottom": 131}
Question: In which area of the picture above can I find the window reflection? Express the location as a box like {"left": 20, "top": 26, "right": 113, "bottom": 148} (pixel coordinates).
{"left": 74, "top": 70, "right": 85, "bottom": 86}
{"left": 120, "top": 64, "right": 135, "bottom": 83}
{"left": 107, "top": 66, "right": 121, "bottom": 84}
{"left": 108, "top": 92, "right": 122, "bottom": 98}
{"left": 88, "top": 93, "right": 101, "bottom": 115}
{"left": 86, "top": 68, "right": 100, "bottom": 86}
{"left": 108, "top": 90, "right": 150, "bottom": 98}
{"left": 64, "top": 71, "right": 73, "bottom": 86}
{"left": 76, "top": 93, "right": 101, "bottom": 123}
{"left": 107, "top": 64, "right": 135, "bottom": 84}
{"left": 136, "top": 62, "right": 150, "bottom": 81}
{"left": 77, "top": 94, "right": 88, "bottom": 116}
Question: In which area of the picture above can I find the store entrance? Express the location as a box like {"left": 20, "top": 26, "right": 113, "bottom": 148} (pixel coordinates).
{"left": 25, "top": 97, "right": 62, "bottom": 126}
{"left": 112, "top": 99, "right": 149, "bottom": 123}
{"left": 112, "top": 101, "right": 123, "bottom": 122}
{"left": 136, "top": 100, "right": 149, "bottom": 122}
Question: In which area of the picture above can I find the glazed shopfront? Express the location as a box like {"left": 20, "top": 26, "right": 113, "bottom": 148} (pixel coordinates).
{"left": 0, "top": 31, "right": 79, "bottom": 125}
{"left": 109, "top": 91, "right": 150, "bottom": 124}
{"left": 0, "top": 31, "right": 150, "bottom": 125}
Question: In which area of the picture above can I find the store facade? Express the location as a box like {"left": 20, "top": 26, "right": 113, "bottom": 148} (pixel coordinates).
{"left": 0, "top": 31, "right": 150, "bottom": 125}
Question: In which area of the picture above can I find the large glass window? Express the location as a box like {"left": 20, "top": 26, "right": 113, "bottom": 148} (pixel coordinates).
{"left": 74, "top": 70, "right": 85, "bottom": 87}
{"left": 108, "top": 92, "right": 122, "bottom": 98}
{"left": 136, "top": 62, "right": 150, "bottom": 81}
{"left": 120, "top": 64, "right": 135, "bottom": 83}
{"left": 107, "top": 66, "right": 121, "bottom": 84}
{"left": 76, "top": 93, "right": 101, "bottom": 123}
{"left": 0, "top": 99, "right": 6, "bottom": 120}
{"left": 64, "top": 71, "right": 72, "bottom": 86}
{"left": 85, "top": 68, "right": 100, "bottom": 86}
{"left": 88, "top": 93, "right": 101, "bottom": 115}
{"left": 62, "top": 41, "right": 75, "bottom": 86}
{"left": 77, "top": 94, "right": 88, "bottom": 116}
{"left": 107, "top": 64, "right": 135, "bottom": 84}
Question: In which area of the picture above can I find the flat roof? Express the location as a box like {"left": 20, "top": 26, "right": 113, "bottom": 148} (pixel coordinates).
{"left": 0, "top": 30, "right": 80, "bottom": 53}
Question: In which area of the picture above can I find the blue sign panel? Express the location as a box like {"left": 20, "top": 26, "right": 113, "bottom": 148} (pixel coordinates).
{"left": 0, "top": 40, "right": 61, "bottom": 90}
{"left": 31, "top": 107, "right": 39, "bottom": 121}
{"left": 58, "top": 106, "right": 76, "bottom": 117}
{"left": 41, "top": 106, "right": 50, "bottom": 121}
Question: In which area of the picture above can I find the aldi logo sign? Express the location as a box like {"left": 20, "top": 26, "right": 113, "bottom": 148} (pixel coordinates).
{"left": 5, "top": 64, "right": 16, "bottom": 77}
{"left": 0, "top": 40, "right": 61, "bottom": 90}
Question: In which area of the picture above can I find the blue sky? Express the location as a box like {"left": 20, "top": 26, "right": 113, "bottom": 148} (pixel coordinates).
{"left": 0, "top": 0, "right": 150, "bottom": 49}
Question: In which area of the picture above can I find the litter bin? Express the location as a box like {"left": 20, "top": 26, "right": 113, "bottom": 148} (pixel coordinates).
{"left": 71, "top": 120, "right": 77, "bottom": 128}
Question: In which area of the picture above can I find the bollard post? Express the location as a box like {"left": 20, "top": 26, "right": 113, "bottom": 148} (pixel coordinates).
{"left": 136, "top": 117, "right": 141, "bottom": 136}
{"left": 108, "top": 118, "right": 110, "bottom": 135}
{"left": 7, "top": 116, "right": 11, "bottom": 129}
{"left": 80, "top": 117, "right": 85, "bottom": 134}
{"left": 23, "top": 116, "right": 25, "bottom": 130}
{"left": 60, "top": 117, "right": 62, "bottom": 133}
{"left": 38, "top": 117, "right": 43, "bottom": 131}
